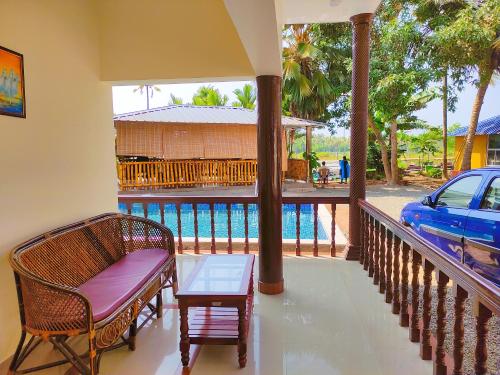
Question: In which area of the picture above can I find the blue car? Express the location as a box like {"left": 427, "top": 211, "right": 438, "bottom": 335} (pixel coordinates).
{"left": 400, "top": 168, "right": 500, "bottom": 285}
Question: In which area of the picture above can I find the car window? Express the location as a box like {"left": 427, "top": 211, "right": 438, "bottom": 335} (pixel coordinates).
{"left": 481, "top": 178, "right": 500, "bottom": 210}
{"left": 436, "top": 175, "right": 483, "bottom": 208}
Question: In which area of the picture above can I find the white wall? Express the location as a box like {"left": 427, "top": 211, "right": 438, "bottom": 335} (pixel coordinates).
{"left": 0, "top": 0, "right": 117, "bottom": 362}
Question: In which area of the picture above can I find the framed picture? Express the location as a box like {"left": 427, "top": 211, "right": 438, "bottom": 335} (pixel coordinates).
{"left": 0, "top": 45, "right": 26, "bottom": 118}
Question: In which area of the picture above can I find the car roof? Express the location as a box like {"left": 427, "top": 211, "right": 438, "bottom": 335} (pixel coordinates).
{"left": 464, "top": 167, "right": 500, "bottom": 173}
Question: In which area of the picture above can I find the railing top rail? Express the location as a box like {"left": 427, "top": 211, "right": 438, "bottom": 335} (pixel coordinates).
{"left": 359, "top": 199, "right": 500, "bottom": 313}
{"left": 118, "top": 195, "right": 259, "bottom": 204}
{"left": 118, "top": 194, "right": 350, "bottom": 205}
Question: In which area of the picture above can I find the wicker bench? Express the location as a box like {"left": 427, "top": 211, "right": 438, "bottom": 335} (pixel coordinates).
{"left": 8, "top": 213, "right": 178, "bottom": 375}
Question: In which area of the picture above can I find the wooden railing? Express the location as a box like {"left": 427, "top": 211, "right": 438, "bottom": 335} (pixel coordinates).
{"left": 359, "top": 200, "right": 499, "bottom": 375}
{"left": 117, "top": 195, "right": 349, "bottom": 256}
{"left": 117, "top": 160, "right": 258, "bottom": 190}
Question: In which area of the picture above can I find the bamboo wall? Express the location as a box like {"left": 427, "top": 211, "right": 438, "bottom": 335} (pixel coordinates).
{"left": 117, "top": 159, "right": 258, "bottom": 190}
{"left": 115, "top": 122, "right": 288, "bottom": 165}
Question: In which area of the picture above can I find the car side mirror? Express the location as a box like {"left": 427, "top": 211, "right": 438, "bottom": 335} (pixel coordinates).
{"left": 422, "top": 195, "right": 434, "bottom": 207}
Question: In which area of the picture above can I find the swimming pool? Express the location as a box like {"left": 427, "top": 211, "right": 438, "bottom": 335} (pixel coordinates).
{"left": 118, "top": 203, "right": 328, "bottom": 240}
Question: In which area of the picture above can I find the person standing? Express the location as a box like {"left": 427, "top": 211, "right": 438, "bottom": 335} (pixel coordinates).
{"left": 339, "top": 156, "right": 350, "bottom": 184}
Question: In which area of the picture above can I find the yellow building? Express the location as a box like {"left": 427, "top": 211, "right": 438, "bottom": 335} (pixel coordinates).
{"left": 452, "top": 115, "right": 500, "bottom": 170}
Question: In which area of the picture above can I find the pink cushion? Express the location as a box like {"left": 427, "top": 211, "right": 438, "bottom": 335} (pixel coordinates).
{"left": 79, "top": 248, "right": 169, "bottom": 322}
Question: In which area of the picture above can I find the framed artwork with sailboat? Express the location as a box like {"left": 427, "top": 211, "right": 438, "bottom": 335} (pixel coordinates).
{"left": 0, "top": 45, "right": 26, "bottom": 118}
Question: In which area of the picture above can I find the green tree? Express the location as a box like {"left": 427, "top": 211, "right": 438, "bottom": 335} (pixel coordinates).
{"left": 192, "top": 85, "right": 228, "bottom": 106}
{"left": 312, "top": 2, "right": 436, "bottom": 184}
{"left": 368, "top": 3, "right": 436, "bottom": 184}
{"left": 168, "top": 93, "right": 183, "bottom": 105}
{"left": 231, "top": 84, "right": 256, "bottom": 109}
{"left": 133, "top": 84, "right": 161, "bottom": 109}
{"left": 429, "top": 0, "right": 500, "bottom": 170}
{"left": 410, "top": 127, "right": 442, "bottom": 166}
{"left": 413, "top": 0, "right": 470, "bottom": 178}
{"left": 282, "top": 24, "right": 334, "bottom": 120}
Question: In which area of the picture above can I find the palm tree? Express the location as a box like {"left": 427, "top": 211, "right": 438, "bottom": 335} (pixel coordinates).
{"left": 192, "top": 85, "right": 228, "bottom": 106}
{"left": 168, "top": 93, "right": 183, "bottom": 105}
{"left": 282, "top": 24, "right": 333, "bottom": 120}
{"left": 231, "top": 84, "right": 256, "bottom": 109}
{"left": 133, "top": 85, "right": 161, "bottom": 109}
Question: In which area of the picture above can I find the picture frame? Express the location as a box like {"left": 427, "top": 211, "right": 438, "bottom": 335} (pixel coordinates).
{"left": 0, "top": 45, "right": 26, "bottom": 118}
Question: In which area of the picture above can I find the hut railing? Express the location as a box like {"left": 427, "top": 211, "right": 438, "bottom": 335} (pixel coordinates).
{"left": 359, "top": 199, "right": 499, "bottom": 375}
{"left": 117, "top": 195, "right": 349, "bottom": 257}
{"left": 117, "top": 159, "right": 258, "bottom": 190}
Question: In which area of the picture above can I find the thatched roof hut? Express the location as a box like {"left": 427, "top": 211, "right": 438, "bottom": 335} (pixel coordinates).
{"left": 114, "top": 105, "right": 324, "bottom": 164}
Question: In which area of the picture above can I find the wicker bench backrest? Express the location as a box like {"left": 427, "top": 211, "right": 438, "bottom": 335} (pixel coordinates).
{"left": 14, "top": 215, "right": 127, "bottom": 287}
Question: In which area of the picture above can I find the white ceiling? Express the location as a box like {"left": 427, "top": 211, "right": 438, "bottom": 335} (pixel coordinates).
{"left": 281, "top": 0, "right": 380, "bottom": 24}
{"left": 224, "top": 0, "right": 381, "bottom": 78}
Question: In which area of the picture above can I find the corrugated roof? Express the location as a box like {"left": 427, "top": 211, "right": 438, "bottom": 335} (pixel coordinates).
{"left": 113, "top": 105, "right": 325, "bottom": 128}
{"left": 449, "top": 115, "right": 500, "bottom": 136}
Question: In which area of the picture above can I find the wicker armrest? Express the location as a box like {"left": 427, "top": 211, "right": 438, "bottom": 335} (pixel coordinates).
{"left": 13, "top": 269, "right": 93, "bottom": 335}
{"left": 120, "top": 214, "right": 175, "bottom": 257}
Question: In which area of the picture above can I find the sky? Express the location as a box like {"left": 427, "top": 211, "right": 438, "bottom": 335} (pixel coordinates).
{"left": 112, "top": 79, "right": 500, "bottom": 135}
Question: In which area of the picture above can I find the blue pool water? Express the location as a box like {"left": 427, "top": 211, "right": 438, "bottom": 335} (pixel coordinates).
{"left": 118, "top": 203, "right": 328, "bottom": 240}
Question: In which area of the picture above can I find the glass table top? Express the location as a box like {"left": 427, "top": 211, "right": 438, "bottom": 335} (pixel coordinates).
{"left": 180, "top": 255, "right": 253, "bottom": 295}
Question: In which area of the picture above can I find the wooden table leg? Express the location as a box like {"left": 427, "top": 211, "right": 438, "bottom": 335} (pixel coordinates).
{"left": 179, "top": 305, "right": 190, "bottom": 367}
{"left": 238, "top": 305, "right": 247, "bottom": 368}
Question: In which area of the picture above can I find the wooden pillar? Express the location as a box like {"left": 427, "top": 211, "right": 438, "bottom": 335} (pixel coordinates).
{"left": 345, "top": 13, "right": 373, "bottom": 261}
{"left": 257, "top": 75, "right": 284, "bottom": 295}
{"left": 305, "top": 126, "right": 312, "bottom": 182}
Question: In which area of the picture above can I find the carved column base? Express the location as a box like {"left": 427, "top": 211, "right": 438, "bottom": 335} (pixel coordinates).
{"left": 420, "top": 344, "right": 432, "bottom": 361}
{"left": 345, "top": 244, "right": 361, "bottom": 261}
{"left": 258, "top": 280, "right": 284, "bottom": 295}
{"left": 400, "top": 313, "right": 409, "bottom": 327}
{"left": 433, "top": 363, "right": 447, "bottom": 375}
{"left": 409, "top": 327, "right": 420, "bottom": 343}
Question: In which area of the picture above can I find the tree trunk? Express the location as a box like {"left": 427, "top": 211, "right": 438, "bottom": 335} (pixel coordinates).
{"left": 368, "top": 115, "right": 392, "bottom": 183}
{"left": 460, "top": 68, "right": 493, "bottom": 171}
{"left": 390, "top": 120, "right": 399, "bottom": 185}
{"left": 442, "top": 72, "right": 448, "bottom": 179}
{"left": 305, "top": 126, "right": 313, "bottom": 182}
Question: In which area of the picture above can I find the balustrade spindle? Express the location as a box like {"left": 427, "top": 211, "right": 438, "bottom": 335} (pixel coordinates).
{"left": 363, "top": 212, "right": 370, "bottom": 271}
{"left": 160, "top": 203, "right": 165, "bottom": 225}
{"left": 331, "top": 204, "right": 336, "bottom": 257}
{"left": 369, "top": 216, "right": 375, "bottom": 277}
{"left": 400, "top": 242, "right": 410, "bottom": 327}
{"left": 244, "top": 204, "right": 249, "bottom": 254}
{"left": 176, "top": 203, "right": 183, "bottom": 254}
{"left": 379, "top": 225, "right": 386, "bottom": 294}
{"left": 409, "top": 250, "right": 421, "bottom": 342}
{"left": 193, "top": 204, "right": 199, "bottom": 254}
{"left": 295, "top": 204, "right": 301, "bottom": 256}
{"left": 359, "top": 209, "right": 364, "bottom": 264}
{"left": 210, "top": 203, "right": 216, "bottom": 254}
{"left": 420, "top": 259, "right": 434, "bottom": 360}
{"left": 227, "top": 203, "right": 232, "bottom": 254}
{"left": 392, "top": 236, "right": 401, "bottom": 314}
{"left": 474, "top": 302, "right": 493, "bottom": 375}
{"left": 313, "top": 203, "right": 319, "bottom": 257}
{"left": 143, "top": 203, "right": 150, "bottom": 246}
{"left": 374, "top": 220, "right": 380, "bottom": 285}
{"left": 452, "top": 285, "right": 467, "bottom": 375}
{"left": 434, "top": 271, "right": 450, "bottom": 375}
{"left": 385, "top": 229, "right": 393, "bottom": 304}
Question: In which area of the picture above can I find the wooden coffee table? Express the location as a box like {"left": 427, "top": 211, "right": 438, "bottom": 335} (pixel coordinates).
{"left": 175, "top": 254, "right": 255, "bottom": 368}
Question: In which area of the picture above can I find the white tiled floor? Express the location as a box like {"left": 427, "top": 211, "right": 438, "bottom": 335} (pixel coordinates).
{"left": 16, "top": 255, "right": 432, "bottom": 375}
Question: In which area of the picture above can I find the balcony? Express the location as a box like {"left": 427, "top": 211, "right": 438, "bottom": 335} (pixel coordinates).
{"left": 1, "top": 2, "right": 498, "bottom": 375}
{"left": 9, "top": 195, "right": 497, "bottom": 375}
